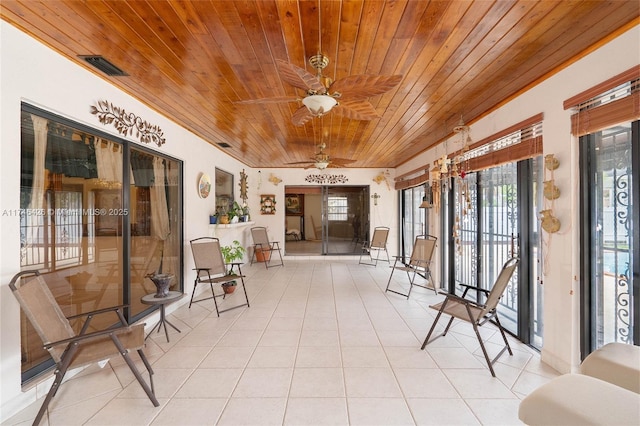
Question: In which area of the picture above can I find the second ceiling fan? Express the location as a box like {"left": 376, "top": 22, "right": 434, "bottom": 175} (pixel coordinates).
{"left": 238, "top": 54, "right": 402, "bottom": 126}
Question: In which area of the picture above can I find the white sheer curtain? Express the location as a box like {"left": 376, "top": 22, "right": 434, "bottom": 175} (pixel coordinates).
{"left": 150, "top": 156, "right": 174, "bottom": 274}
{"left": 29, "top": 115, "right": 48, "bottom": 211}
{"left": 94, "top": 139, "right": 122, "bottom": 183}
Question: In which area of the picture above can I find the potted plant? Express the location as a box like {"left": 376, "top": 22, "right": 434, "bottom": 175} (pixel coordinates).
{"left": 228, "top": 201, "right": 243, "bottom": 224}
{"left": 241, "top": 204, "right": 250, "bottom": 222}
{"left": 220, "top": 240, "right": 246, "bottom": 293}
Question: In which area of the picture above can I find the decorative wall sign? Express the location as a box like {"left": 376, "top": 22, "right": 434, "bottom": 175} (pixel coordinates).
{"left": 305, "top": 174, "right": 348, "bottom": 184}
{"left": 239, "top": 169, "right": 248, "bottom": 203}
{"left": 198, "top": 173, "right": 211, "bottom": 198}
{"left": 260, "top": 194, "right": 276, "bottom": 214}
{"left": 91, "top": 100, "right": 166, "bottom": 146}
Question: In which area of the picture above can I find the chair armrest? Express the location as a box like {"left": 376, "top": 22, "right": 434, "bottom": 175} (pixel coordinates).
{"left": 459, "top": 283, "right": 490, "bottom": 295}
{"left": 438, "top": 291, "right": 485, "bottom": 308}
{"left": 66, "top": 304, "right": 128, "bottom": 321}
{"left": 194, "top": 267, "right": 212, "bottom": 272}
{"left": 43, "top": 324, "right": 137, "bottom": 350}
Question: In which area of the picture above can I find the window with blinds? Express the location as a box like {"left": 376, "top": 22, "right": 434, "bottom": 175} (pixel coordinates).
{"left": 565, "top": 66, "right": 640, "bottom": 136}
{"left": 460, "top": 115, "right": 543, "bottom": 172}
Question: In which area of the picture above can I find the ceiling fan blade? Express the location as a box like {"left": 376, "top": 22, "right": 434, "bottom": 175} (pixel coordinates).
{"left": 276, "top": 60, "right": 326, "bottom": 94}
{"left": 330, "top": 157, "right": 357, "bottom": 164}
{"left": 330, "top": 74, "right": 402, "bottom": 100}
{"left": 333, "top": 100, "right": 380, "bottom": 121}
{"left": 235, "top": 96, "right": 300, "bottom": 104}
{"left": 291, "top": 105, "right": 314, "bottom": 126}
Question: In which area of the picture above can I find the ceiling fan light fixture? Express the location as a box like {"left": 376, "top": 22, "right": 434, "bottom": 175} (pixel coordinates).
{"left": 315, "top": 160, "right": 330, "bottom": 170}
{"left": 302, "top": 95, "right": 337, "bottom": 116}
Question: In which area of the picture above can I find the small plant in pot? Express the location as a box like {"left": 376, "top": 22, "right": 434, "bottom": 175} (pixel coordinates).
{"left": 220, "top": 240, "right": 246, "bottom": 294}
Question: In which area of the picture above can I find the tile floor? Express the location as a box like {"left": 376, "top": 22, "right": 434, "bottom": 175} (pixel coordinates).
{"left": 4, "top": 257, "right": 560, "bottom": 426}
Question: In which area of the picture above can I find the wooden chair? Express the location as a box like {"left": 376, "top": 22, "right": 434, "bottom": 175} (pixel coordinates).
{"left": 189, "top": 237, "right": 250, "bottom": 316}
{"left": 250, "top": 227, "right": 284, "bottom": 269}
{"left": 385, "top": 235, "right": 437, "bottom": 297}
{"left": 9, "top": 270, "right": 159, "bottom": 426}
{"left": 359, "top": 226, "right": 390, "bottom": 266}
{"left": 421, "top": 257, "right": 519, "bottom": 376}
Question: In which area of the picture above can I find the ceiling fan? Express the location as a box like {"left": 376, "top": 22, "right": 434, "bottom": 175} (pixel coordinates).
{"left": 287, "top": 142, "right": 355, "bottom": 169}
{"left": 237, "top": 54, "right": 402, "bottom": 126}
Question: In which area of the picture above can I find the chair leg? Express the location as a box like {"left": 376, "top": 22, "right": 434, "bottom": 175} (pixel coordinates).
{"left": 472, "top": 320, "right": 496, "bottom": 377}
{"left": 492, "top": 314, "right": 513, "bottom": 357}
{"left": 188, "top": 278, "right": 198, "bottom": 308}
{"left": 34, "top": 365, "right": 66, "bottom": 426}
{"left": 112, "top": 336, "right": 159, "bottom": 406}
{"left": 421, "top": 304, "right": 448, "bottom": 349}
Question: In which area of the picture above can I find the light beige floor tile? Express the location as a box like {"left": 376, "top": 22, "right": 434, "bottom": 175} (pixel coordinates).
{"left": 295, "top": 346, "right": 342, "bottom": 368}
{"left": 406, "top": 398, "right": 480, "bottom": 425}
{"left": 395, "top": 369, "right": 459, "bottom": 398}
{"left": 217, "top": 397, "right": 286, "bottom": 425}
{"left": 117, "top": 368, "right": 192, "bottom": 399}
{"left": 232, "top": 368, "right": 293, "bottom": 398}
{"left": 199, "top": 346, "right": 254, "bottom": 369}
{"left": 47, "top": 367, "right": 122, "bottom": 412}
{"left": 427, "top": 347, "right": 486, "bottom": 370}
{"left": 152, "top": 346, "right": 211, "bottom": 369}
{"left": 216, "top": 329, "right": 263, "bottom": 347}
{"left": 289, "top": 368, "right": 345, "bottom": 397}
{"left": 342, "top": 346, "right": 389, "bottom": 367}
{"left": 248, "top": 346, "right": 297, "bottom": 368}
{"left": 299, "top": 329, "right": 340, "bottom": 347}
{"left": 284, "top": 397, "right": 348, "bottom": 425}
{"left": 465, "top": 398, "right": 524, "bottom": 425}
{"left": 339, "top": 328, "right": 381, "bottom": 347}
{"left": 347, "top": 397, "right": 415, "bottom": 425}
{"left": 385, "top": 347, "right": 438, "bottom": 369}
{"left": 443, "top": 369, "right": 517, "bottom": 399}
{"left": 377, "top": 330, "right": 420, "bottom": 347}
{"left": 174, "top": 369, "right": 242, "bottom": 398}
{"left": 47, "top": 390, "right": 120, "bottom": 425}
{"left": 344, "top": 368, "right": 402, "bottom": 397}
{"left": 258, "top": 329, "right": 301, "bottom": 346}
{"left": 84, "top": 397, "right": 169, "bottom": 425}
{"left": 150, "top": 398, "right": 225, "bottom": 425}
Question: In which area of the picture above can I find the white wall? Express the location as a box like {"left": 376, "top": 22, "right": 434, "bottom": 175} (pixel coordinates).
{"left": 397, "top": 25, "right": 640, "bottom": 374}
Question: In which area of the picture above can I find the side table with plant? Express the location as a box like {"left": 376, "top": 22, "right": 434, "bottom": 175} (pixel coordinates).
{"left": 220, "top": 240, "right": 246, "bottom": 294}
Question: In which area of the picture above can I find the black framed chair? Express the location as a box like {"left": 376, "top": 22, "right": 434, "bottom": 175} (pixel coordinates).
{"left": 9, "top": 270, "right": 159, "bottom": 426}
{"left": 250, "top": 227, "right": 284, "bottom": 269}
{"left": 421, "top": 257, "right": 519, "bottom": 376}
{"left": 358, "top": 226, "right": 390, "bottom": 266}
{"left": 385, "top": 234, "right": 437, "bottom": 297}
{"left": 189, "top": 237, "right": 250, "bottom": 316}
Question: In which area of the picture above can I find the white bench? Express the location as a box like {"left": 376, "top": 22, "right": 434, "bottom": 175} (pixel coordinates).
{"left": 580, "top": 342, "right": 640, "bottom": 393}
{"left": 518, "top": 374, "right": 640, "bottom": 425}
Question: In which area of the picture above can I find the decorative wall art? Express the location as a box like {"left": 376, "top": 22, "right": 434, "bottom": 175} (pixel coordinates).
{"left": 90, "top": 100, "right": 165, "bottom": 146}
{"left": 260, "top": 194, "right": 276, "bottom": 215}
{"left": 285, "top": 194, "right": 303, "bottom": 215}
{"left": 215, "top": 168, "right": 234, "bottom": 214}
{"left": 239, "top": 169, "right": 248, "bottom": 203}
{"left": 198, "top": 173, "right": 211, "bottom": 198}
{"left": 305, "top": 174, "right": 348, "bottom": 184}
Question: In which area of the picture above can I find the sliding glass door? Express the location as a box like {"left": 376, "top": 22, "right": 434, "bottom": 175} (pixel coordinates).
{"left": 448, "top": 159, "right": 543, "bottom": 347}
{"left": 19, "top": 104, "right": 183, "bottom": 381}
{"left": 580, "top": 121, "right": 639, "bottom": 354}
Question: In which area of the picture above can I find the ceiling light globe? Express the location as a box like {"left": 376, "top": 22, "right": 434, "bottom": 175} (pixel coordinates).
{"left": 315, "top": 160, "right": 330, "bottom": 170}
{"left": 302, "top": 95, "right": 337, "bottom": 116}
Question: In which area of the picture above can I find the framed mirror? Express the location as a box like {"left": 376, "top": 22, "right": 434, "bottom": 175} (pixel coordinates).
{"left": 215, "top": 167, "right": 234, "bottom": 214}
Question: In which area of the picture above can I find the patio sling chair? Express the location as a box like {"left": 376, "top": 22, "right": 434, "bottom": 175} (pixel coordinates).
{"left": 189, "top": 237, "right": 250, "bottom": 316}
{"left": 385, "top": 235, "right": 437, "bottom": 298}
{"left": 359, "top": 226, "right": 390, "bottom": 266}
{"left": 250, "top": 226, "right": 284, "bottom": 269}
{"left": 421, "top": 257, "right": 520, "bottom": 377}
{"left": 9, "top": 270, "right": 159, "bottom": 426}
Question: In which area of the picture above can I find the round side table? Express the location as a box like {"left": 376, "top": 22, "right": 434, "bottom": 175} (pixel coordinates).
{"left": 141, "top": 291, "right": 183, "bottom": 342}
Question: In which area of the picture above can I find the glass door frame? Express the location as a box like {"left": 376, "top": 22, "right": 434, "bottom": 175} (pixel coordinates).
{"left": 579, "top": 120, "right": 640, "bottom": 358}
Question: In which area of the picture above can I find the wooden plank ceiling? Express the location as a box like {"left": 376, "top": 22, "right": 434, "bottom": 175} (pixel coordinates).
{"left": 2, "top": 1, "right": 638, "bottom": 169}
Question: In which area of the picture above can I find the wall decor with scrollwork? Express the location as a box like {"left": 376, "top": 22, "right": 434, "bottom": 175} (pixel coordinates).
{"left": 90, "top": 100, "right": 166, "bottom": 146}
{"left": 305, "top": 174, "right": 348, "bottom": 184}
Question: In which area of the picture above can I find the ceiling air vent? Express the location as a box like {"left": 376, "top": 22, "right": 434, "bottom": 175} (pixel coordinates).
{"left": 79, "top": 55, "right": 128, "bottom": 76}
{"left": 217, "top": 142, "right": 232, "bottom": 148}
